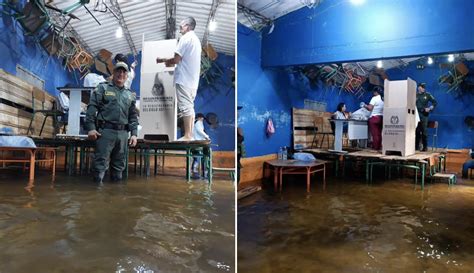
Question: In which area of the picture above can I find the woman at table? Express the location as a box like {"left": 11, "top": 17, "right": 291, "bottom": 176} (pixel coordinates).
{"left": 333, "top": 102, "right": 351, "bottom": 120}
{"left": 362, "top": 86, "right": 384, "bottom": 150}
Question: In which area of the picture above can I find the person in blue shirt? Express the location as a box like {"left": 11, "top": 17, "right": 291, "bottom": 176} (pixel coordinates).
{"left": 462, "top": 149, "right": 474, "bottom": 179}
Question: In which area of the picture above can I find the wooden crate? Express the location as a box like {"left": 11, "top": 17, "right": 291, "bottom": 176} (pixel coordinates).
{"left": 292, "top": 108, "right": 334, "bottom": 149}
{"left": 0, "top": 69, "right": 55, "bottom": 137}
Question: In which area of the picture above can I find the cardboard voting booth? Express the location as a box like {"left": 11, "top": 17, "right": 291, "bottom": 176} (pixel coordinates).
{"left": 382, "top": 78, "right": 417, "bottom": 156}
{"left": 139, "top": 39, "right": 178, "bottom": 140}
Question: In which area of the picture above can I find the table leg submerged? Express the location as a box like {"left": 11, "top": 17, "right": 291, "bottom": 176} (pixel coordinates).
{"left": 29, "top": 150, "right": 35, "bottom": 183}
{"left": 146, "top": 148, "right": 151, "bottom": 177}
{"left": 273, "top": 166, "right": 278, "bottom": 192}
{"left": 186, "top": 148, "right": 191, "bottom": 182}
{"left": 154, "top": 149, "right": 158, "bottom": 175}
{"left": 52, "top": 150, "right": 56, "bottom": 182}
{"left": 207, "top": 147, "right": 213, "bottom": 184}
{"left": 306, "top": 167, "right": 311, "bottom": 192}
{"left": 323, "top": 164, "right": 326, "bottom": 190}
{"left": 279, "top": 167, "right": 283, "bottom": 191}
{"left": 421, "top": 163, "right": 426, "bottom": 190}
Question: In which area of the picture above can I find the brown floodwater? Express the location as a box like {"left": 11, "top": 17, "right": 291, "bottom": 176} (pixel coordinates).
{"left": 238, "top": 176, "right": 474, "bottom": 273}
{"left": 0, "top": 170, "right": 234, "bottom": 272}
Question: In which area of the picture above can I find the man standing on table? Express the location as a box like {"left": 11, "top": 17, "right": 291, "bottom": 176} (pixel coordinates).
{"left": 85, "top": 62, "right": 139, "bottom": 183}
{"left": 416, "top": 83, "right": 437, "bottom": 151}
{"left": 156, "top": 16, "right": 202, "bottom": 141}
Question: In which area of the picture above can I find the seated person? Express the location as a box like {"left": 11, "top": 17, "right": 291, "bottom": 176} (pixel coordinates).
{"left": 462, "top": 149, "right": 474, "bottom": 178}
{"left": 332, "top": 102, "right": 351, "bottom": 119}
{"left": 332, "top": 102, "right": 351, "bottom": 134}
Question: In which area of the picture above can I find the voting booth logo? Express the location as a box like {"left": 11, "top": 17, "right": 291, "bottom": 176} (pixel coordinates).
{"left": 152, "top": 73, "right": 165, "bottom": 97}
{"left": 390, "top": 116, "right": 399, "bottom": 125}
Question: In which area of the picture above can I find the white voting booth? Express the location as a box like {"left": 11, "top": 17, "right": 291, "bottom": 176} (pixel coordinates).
{"left": 382, "top": 78, "right": 417, "bottom": 156}
{"left": 139, "top": 39, "right": 178, "bottom": 140}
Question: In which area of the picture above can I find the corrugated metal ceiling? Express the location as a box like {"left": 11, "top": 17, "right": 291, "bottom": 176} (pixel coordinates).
{"left": 50, "top": 0, "right": 235, "bottom": 57}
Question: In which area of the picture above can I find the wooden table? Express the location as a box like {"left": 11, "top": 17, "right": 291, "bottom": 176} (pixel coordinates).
{"left": 264, "top": 159, "right": 327, "bottom": 192}
{"left": 135, "top": 139, "right": 213, "bottom": 183}
{"left": 0, "top": 146, "right": 56, "bottom": 182}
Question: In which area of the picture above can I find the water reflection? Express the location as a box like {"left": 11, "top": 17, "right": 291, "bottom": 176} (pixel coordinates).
{"left": 0, "top": 172, "right": 234, "bottom": 272}
{"left": 239, "top": 179, "right": 474, "bottom": 273}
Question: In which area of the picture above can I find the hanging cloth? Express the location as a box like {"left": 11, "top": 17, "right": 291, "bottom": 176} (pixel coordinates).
{"left": 266, "top": 118, "right": 275, "bottom": 137}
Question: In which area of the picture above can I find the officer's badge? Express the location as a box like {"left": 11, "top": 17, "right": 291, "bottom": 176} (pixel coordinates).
{"left": 105, "top": 91, "right": 116, "bottom": 96}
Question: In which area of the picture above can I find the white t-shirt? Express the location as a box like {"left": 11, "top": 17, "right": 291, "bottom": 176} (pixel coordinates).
{"left": 174, "top": 31, "right": 202, "bottom": 90}
{"left": 369, "top": 95, "right": 384, "bottom": 117}
{"left": 333, "top": 111, "right": 347, "bottom": 120}
{"left": 193, "top": 120, "right": 210, "bottom": 140}
{"left": 124, "top": 68, "right": 135, "bottom": 90}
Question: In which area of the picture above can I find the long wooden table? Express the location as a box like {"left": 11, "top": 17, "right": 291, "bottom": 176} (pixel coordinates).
{"left": 264, "top": 159, "right": 327, "bottom": 192}
{"left": 344, "top": 150, "right": 444, "bottom": 189}
{"left": 0, "top": 146, "right": 56, "bottom": 182}
{"left": 132, "top": 139, "right": 213, "bottom": 183}
{"left": 31, "top": 137, "right": 214, "bottom": 183}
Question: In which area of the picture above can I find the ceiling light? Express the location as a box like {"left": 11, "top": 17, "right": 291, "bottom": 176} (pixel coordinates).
{"left": 376, "top": 60, "right": 383, "bottom": 68}
{"left": 427, "top": 57, "right": 433, "bottom": 65}
{"left": 209, "top": 20, "right": 217, "bottom": 32}
{"left": 115, "top": 27, "right": 123, "bottom": 38}
{"left": 448, "top": 54, "right": 454, "bottom": 62}
{"left": 350, "top": 0, "right": 366, "bottom": 5}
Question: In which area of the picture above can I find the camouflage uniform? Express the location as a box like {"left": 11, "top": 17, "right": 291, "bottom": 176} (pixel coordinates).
{"left": 85, "top": 82, "right": 138, "bottom": 181}
{"left": 416, "top": 91, "right": 437, "bottom": 151}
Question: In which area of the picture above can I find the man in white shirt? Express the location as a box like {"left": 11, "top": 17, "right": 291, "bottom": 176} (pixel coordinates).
{"left": 156, "top": 17, "right": 202, "bottom": 141}
{"left": 363, "top": 86, "right": 384, "bottom": 150}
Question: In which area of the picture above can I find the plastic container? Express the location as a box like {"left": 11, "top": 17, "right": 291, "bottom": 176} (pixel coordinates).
{"left": 282, "top": 146, "right": 287, "bottom": 160}
{"left": 278, "top": 147, "right": 283, "bottom": 160}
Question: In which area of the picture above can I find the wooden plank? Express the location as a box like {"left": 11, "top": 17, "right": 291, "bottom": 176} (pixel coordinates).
{"left": 0, "top": 69, "right": 54, "bottom": 109}
{"left": 0, "top": 103, "right": 54, "bottom": 137}
{"left": 238, "top": 186, "right": 262, "bottom": 200}
{"left": 293, "top": 107, "right": 335, "bottom": 150}
{"left": 241, "top": 153, "right": 277, "bottom": 183}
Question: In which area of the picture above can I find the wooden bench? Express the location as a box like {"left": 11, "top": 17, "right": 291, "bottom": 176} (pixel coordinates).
{"left": 432, "top": 173, "right": 456, "bottom": 186}
{"left": 212, "top": 167, "right": 236, "bottom": 181}
{"left": 0, "top": 146, "right": 56, "bottom": 182}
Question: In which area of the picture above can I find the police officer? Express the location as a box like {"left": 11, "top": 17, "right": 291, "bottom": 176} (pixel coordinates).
{"left": 415, "top": 83, "right": 437, "bottom": 151}
{"left": 85, "top": 62, "right": 139, "bottom": 182}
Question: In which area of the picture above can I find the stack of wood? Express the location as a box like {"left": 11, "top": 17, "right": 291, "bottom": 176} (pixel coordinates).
{"left": 292, "top": 108, "right": 334, "bottom": 150}
{"left": 0, "top": 69, "right": 55, "bottom": 137}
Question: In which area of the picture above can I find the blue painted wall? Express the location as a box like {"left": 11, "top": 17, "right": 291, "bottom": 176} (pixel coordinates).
{"left": 195, "top": 54, "right": 235, "bottom": 151}
{"left": 238, "top": 23, "right": 292, "bottom": 157}
{"left": 131, "top": 52, "right": 235, "bottom": 151}
{"left": 262, "top": 0, "right": 474, "bottom": 67}
{"left": 238, "top": 23, "right": 370, "bottom": 157}
{"left": 386, "top": 61, "right": 474, "bottom": 149}
{"left": 0, "top": 4, "right": 78, "bottom": 96}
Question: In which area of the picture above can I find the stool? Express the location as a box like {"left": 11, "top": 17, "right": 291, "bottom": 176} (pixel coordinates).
{"left": 432, "top": 173, "right": 456, "bottom": 186}
{"left": 427, "top": 121, "right": 438, "bottom": 151}
{"left": 212, "top": 167, "right": 236, "bottom": 181}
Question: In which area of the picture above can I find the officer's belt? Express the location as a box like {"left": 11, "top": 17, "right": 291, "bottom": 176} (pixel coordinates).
{"left": 100, "top": 122, "right": 128, "bottom": 131}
